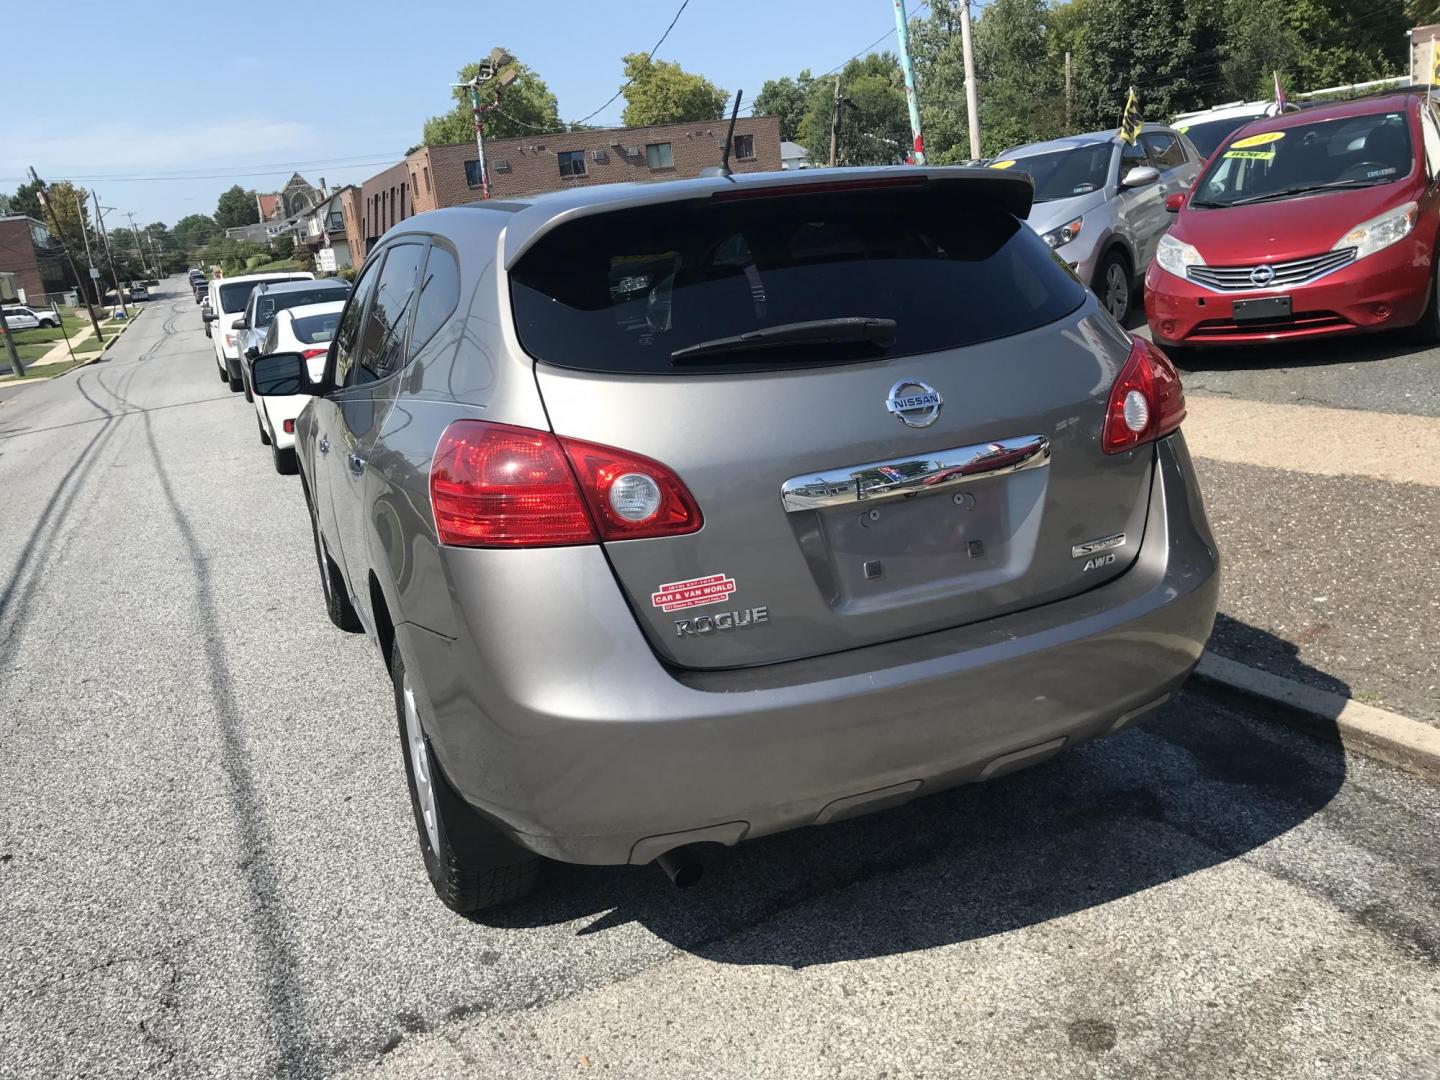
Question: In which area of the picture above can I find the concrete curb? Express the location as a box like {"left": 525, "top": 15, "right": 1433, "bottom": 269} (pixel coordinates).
{"left": 1193, "top": 651, "right": 1440, "bottom": 784}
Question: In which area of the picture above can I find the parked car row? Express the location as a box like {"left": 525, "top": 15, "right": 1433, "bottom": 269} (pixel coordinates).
{"left": 996, "top": 88, "right": 1440, "bottom": 355}
{"left": 239, "top": 164, "right": 1219, "bottom": 913}
{"left": 200, "top": 270, "right": 350, "bottom": 473}
{"left": 1, "top": 303, "right": 61, "bottom": 330}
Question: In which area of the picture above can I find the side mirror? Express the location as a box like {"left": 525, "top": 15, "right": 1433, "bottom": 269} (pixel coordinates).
{"left": 245, "top": 346, "right": 260, "bottom": 360}
{"left": 201, "top": 307, "right": 215, "bottom": 322}
{"left": 1165, "top": 191, "right": 1187, "bottom": 213}
{"left": 253, "top": 352, "right": 317, "bottom": 397}
{"left": 1122, "top": 165, "right": 1160, "bottom": 189}
{"left": 233, "top": 315, "right": 249, "bottom": 330}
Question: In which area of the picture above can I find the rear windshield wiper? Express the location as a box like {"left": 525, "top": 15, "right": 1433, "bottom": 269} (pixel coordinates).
{"left": 1220, "top": 180, "right": 1390, "bottom": 207}
{"left": 671, "top": 317, "right": 897, "bottom": 363}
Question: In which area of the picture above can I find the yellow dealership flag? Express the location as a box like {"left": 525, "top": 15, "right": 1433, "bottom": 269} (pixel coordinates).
{"left": 1431, "top": 37, "right": 1440, "bottom": 86}
{"left": 1119, "top": 86, "right": 1143, "bottom": 145}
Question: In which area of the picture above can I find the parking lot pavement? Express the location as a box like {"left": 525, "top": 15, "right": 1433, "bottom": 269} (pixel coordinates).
{"left": 2, "top": 284, "right": 1438, "bottom": 1080}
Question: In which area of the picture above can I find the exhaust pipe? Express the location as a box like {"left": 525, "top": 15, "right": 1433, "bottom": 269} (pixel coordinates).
{"left": 655, "top": 846, "right": 705, "bottom": 889}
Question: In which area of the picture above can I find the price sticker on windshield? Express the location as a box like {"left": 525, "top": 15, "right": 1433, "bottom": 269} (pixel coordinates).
{"left": 1224, "top": 149, "right": 1277, "bottom": 161}
{"left": 1230, "top": 131, "right": 1286, "bottom": 149}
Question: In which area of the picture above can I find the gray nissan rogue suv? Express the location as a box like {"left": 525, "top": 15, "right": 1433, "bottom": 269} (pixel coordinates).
{"left": 253, "top": 167, "right": 1219, "bottom": 912}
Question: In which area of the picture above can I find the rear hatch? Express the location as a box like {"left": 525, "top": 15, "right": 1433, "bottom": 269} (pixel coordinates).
{"left": 509, "top": 176, "right": 1153, "bottom": 669}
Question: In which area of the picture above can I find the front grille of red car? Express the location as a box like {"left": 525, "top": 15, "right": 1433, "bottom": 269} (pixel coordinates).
{"left": 1188, "top": 311, "right": 1353, "bottom": 339}
{"left": 1187, "top": 248, "right": 1357, "bottom": 292}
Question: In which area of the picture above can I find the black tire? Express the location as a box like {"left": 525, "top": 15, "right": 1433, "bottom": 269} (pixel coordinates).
{"left": 1092, "top": 249, "right": 1133, "bottom": 324}
{"left": 228, "top": 373, "right": 244, "bottom": 393}
{"left": 258, "top": 416, "right": 271, "bottom": 446}
{"left": 305, "top": 485, "right": 362, "bottom": 632}
{"left": 272, "top": 443, "right": 298, "bottom": 475}
{"left": 392, "top": 648, "right": 541, "bottom": 913}
{"left": 39, "top": 319, "right": 57, "bottom": 329}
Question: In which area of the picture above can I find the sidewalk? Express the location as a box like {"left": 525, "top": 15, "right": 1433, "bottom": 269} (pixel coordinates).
{"left": 1184, "top": 393, "right": 1440, "bottom": 726}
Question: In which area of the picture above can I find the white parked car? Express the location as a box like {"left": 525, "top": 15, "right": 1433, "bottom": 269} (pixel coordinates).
{"left": 1171, "top": 99, "right": 1298, "bottom": 161}
{"left": 203, "top": 271, "right": 314, "bottom": 391}
{"left": 248, "top": 300, "right": 345, "bottom": 475}
{"left": 1, "top": 304, "right": 60, "bottom": 330}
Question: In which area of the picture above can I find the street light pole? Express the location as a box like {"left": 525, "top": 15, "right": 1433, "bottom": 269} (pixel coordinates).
{"left": 455, "top": 47, "right": 517, "bottom": 201}
{"left": 892, "top": 0, "right": 926, "bottom": 164}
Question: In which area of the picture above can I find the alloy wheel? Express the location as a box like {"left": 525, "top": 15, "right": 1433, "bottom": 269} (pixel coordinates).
{"left": 1105, "top": 263, "right": 1130, "bottom": 321}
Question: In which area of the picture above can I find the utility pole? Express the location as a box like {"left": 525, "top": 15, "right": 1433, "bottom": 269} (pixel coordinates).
{"left": 829, "top": 76, "right": 842, "bottom": 167}
{"left": 0, "top": 308, "right": 22, "bottom": 378}
{"left": 892, "top": 0, "right": 926, "bottom": 164}
{"left": 456, "top": 47, "right": 518, "bottom": 200}
{"left": 1065, "top": 51, "right": 1073, "bottom": 130}
{"left": 124, "top": 212, "right": 148, "bottom": 280}
{"left": 92, "top": 192, "right": 129, "bottom": 320}
{"left": 960, "top": 0, "right": 982, "bottom": 159}
{"left": 73, "top": 188, "right": 99, "bottom": 307}
{"left": 29, "top": 167, "right": 105, "bottom": 343}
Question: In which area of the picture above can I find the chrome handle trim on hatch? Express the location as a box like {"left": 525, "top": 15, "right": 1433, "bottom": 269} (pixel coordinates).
{"left": 779, "top": 434, "right": 1050, "bottom": 513}
{"left": 318, "top": 436, "right": 330, "bottom": 456}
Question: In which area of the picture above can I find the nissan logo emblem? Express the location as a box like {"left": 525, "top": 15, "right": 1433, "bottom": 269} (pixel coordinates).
{"left": 1249, "top": 264, "right": 1276, "bottom": 287}
{"left": 885, "top": 379, "right": 944, "bottom": 428}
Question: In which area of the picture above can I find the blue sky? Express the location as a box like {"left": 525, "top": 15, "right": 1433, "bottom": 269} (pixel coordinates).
{"left": 1, "top": 0, "right": 923, "bottom": 225}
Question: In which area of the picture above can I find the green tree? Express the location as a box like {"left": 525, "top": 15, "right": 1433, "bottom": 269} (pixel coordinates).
{"left": 8, "top": 181, "right": 43, "bottom": 221}
{"left": 754, "top": 72, "right": 815, "bottom": 142}
{"left": 796, "top": 53, "right": 910, "bottom": 167}
{"left": 173, "top": 213, "right": 221, "bottom": 251}
{"left": 1079, "top": 0, "right": 1224, "bottom": 129}
{"left": 422, "top": 53, "right": 563, "bottom": 146}
{"left": 620, "top": 53, "right": 727, "bottom": 126}
{"left": 972, "top": 0, "right": 1067, "bottom": 154}
{"left": 1220, "top": 0, "right": 1406, "bottom": 101}
{"left": 215, "top": 185, "right": 259, "bottom": 229}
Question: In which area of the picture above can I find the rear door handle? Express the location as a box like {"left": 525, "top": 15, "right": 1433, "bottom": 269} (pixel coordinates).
{"left": 348, "top": 452, "right": 366, "bottom": 475}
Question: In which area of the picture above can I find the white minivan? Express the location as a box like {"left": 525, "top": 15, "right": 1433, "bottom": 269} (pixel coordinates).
{"left": 204, "top": 271, "right": 314, "bottom": 391}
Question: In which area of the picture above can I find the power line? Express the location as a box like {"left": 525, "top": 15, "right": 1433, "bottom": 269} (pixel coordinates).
{"left": 569, "top": 0, "right": 694, "bottom": 127}
{"left": 0, "top": 160, "right": 402, "bottom": 185}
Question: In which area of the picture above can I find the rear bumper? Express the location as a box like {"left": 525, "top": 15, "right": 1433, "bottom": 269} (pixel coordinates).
{"left": 403, "top": 435, "right": 1220, "bottom": 866}
{"left": 1144, "top": 240, "right": 1430, "bottom": 347}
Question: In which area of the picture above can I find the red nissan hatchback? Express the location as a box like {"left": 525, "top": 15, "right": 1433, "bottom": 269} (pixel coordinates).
{"left": 1145, "top": 92, "right": 1440, "bottom": 350}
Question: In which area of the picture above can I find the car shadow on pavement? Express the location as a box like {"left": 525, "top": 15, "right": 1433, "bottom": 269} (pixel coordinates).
{"left": 476, "top": 626, "right": 1347, "bottom": 967}
{"left": 1169, "top": 329, "right": 1430, "bottom": 373}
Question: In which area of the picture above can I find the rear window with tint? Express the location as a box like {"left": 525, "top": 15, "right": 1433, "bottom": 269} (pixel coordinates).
{"left": 509, "top": 187, "right": 1087, "bottom": 375}
{"left": 291, "top": 312, "right": 341, "bottom": 343}
{"left": 255, "top": 286, "right": 349, "bottom": 327}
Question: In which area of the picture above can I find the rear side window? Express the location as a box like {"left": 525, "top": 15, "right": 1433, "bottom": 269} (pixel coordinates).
{"left": 409, "top": 245, "right": 460, "bottom": 357}
{"left": 1143, "top": 132, "right": 1185, "bottom": 169}
{"left": 356, "top": 243, "right": 424, "bottom": 383}
{"left": 509, "top": 188, "right": 1087, "bottom": 375}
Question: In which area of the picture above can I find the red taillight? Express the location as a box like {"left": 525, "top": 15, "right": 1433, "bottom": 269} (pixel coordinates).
{"left": 283, "top": 419, "right": 295, "bottom": 434}
{"left": 429, "top": 421, "right": 702, "bottom": 548}
{"left": 1102, "top": 337, "right": 1186, "bottom": 454}
{"left": 300, "top": 348, "right": 326, "bottom": 359}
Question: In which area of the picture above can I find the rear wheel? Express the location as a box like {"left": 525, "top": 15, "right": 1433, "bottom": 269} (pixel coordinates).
{"left": 1093, "top": 250, "right": 1133, "bottom": 324}
{"left": 305, "top": 486, "right": 361, "bottom": 632}
{"left": 393, "top": 648, "right": 541, "bottom": 913}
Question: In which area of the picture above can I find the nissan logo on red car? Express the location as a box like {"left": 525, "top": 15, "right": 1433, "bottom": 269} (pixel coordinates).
{"left": 1143, "top": 92, "right": 1440, "bottom": 354}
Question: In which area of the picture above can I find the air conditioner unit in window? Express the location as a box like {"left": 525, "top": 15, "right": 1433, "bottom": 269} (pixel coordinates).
{"left": 624, "top": 146, "right": 640, "bottom": 158}
{"left": 495, "top": 160, "right": 511, "bottom": 172}
{"left": 591, "top": 149, "right": 608, "bottom": 163}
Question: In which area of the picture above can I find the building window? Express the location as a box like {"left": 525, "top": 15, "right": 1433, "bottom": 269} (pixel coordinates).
{"left": 732, "top": 134, "right": 755, "bottom": 160}
{"left": 423, "top": 166, "right": 431, "bottom": 192}
{"left": 558, "top": 150, "right": 587, "bottom": 178}
{"left": 646, "top": 142, "right": 673, "bottom": 169}
{"left": 401, "top": 182, "right": 406, "bottom": 219}
{"left": 464, "top": 159, "right": 485, "bottom": 188}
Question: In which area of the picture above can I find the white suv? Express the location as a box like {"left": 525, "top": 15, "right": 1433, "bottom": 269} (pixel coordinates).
{"left": 204, "top": 272, "right": 314, "bottom": 391}
{"left": 1, "top": 305, "right": 60, "bottom": 331}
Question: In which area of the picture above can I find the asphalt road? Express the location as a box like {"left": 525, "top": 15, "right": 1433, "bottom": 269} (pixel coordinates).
{"left": 2, "top": 281, "right": 1439, "bottom": 1080}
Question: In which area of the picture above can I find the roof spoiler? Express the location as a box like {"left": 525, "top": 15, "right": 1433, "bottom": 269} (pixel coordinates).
{"left": 708, "top": 168, "right": 1035, "bottom": 219}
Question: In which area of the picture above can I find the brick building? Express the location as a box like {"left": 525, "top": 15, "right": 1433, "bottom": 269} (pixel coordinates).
{"left": 0, "top": 215, "right": 70, "bottom": 304}
{"left": 351, "top": 116, "right": 782, "bottom": 261}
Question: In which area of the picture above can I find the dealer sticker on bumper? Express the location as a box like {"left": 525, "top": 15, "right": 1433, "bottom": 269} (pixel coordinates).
{"left": 651, "top": 573, "right": 736, "bottom": 613}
